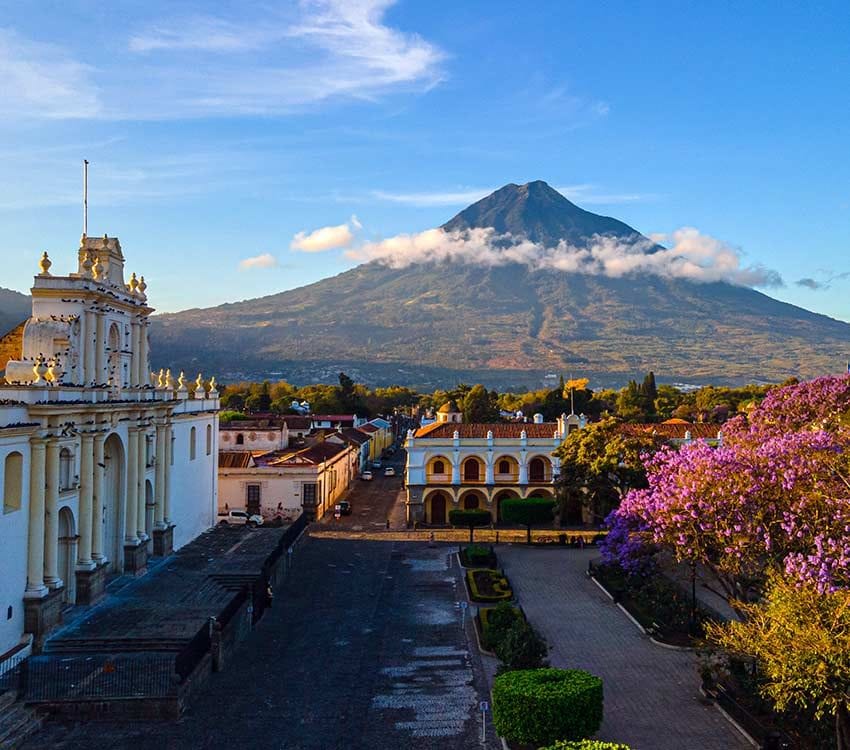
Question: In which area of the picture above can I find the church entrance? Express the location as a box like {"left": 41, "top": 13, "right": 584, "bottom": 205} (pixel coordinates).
{"left": 58, "top": 506, "right": 77, "bottom": 605}
{"left": 103, "top": 433, "right": 126, "bottom": 574}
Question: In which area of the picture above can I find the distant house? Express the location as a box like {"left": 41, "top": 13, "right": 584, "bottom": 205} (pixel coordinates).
{"left": 220, "top": 419, "right": 290, "bottom": 452}
{"left": 625, "top": 418, "right": 724, "bottom": 447}
{"left": 310, "top": 414, "right": 367, "bottom": 431}
{"left": 340, "top": 427, "right": 372, "bottom": 472}
{"left": 217, "top": 434, "right": 358, "bottom": 522}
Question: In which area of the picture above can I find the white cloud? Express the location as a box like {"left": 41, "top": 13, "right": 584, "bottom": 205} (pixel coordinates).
{"left": 291, "top": 222, "right": 356, "bottom": 252}
{"left": 0, "top": 28, "right": 101, "bottom": 119}
{"left": 239, "top": 253, "right": 279, "bottom": 270}
{"left": 345, "top": 226, "right": 783, "bottom": 288}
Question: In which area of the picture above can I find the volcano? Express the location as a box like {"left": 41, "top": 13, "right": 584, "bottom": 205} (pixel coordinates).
{"left": 148, "top": 182, "right": 850, "bottom": 388}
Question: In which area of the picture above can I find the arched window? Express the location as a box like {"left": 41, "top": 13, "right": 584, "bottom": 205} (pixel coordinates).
{"left": 3, "top": 452, "right": 23, "bottom": 513}
{"left": 498, "top": 459, "right": 511, "bottom": 475}
{"left": 529, "top": 457, "right": 547, "bottom": 483}
{"left": 236, "top": 434, "right": 245, "bottom": 446}
{"left": 206, "top": 424, "right": 213, "bottom": 456}
{"left": 433, "top": 459, "right": 445, "bottom": 474}
{"left": 463, "top": 459, "right": 481, "bottom": 482}
{"left": 190, "top": 427, "right": 197, "bottom": 461}
{"left": 59, "top": 448, "right": 74, "bottom": 490}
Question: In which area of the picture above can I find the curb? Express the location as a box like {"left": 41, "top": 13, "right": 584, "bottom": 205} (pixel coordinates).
{"left": 699, "top": 686, "right": 759, "bottom": 748}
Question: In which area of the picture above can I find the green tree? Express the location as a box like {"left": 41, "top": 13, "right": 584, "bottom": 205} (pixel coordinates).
{"left": 501, "top": 497, "right": 556, "bottom": 544}
{"left": 555, "top": 418, "right": 661, "bottom": 525}
{"left": 462, "top": 384, "right": 500, "bottom": 423}
{"left": 707, "top": 573, "right": 850, "bottom": 749}
{"left": 448, "top": 509, "right": 491, "bottom": 543}
{"left": 654, "top": 384, "right": 685, "bottom": 420}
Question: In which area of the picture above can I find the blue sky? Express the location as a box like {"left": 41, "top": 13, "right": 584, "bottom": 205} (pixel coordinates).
{"left": 1, "top": 0, "right": 848, "bottom": 316}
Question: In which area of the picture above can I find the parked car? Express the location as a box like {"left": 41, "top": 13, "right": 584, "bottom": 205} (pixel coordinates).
{"left": 384, "top": 467, "right": 396, "bottom": 477}
{"left": 361, "top": 471, "right": 373, "bottom": 481}
{"left": 337, "top": 501, "right": 352, "bottom": 516}
{"left": 217, "top": 510, "right": 264, "bottom": 527}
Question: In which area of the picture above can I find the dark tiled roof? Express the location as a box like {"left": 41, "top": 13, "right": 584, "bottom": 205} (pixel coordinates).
{"left": 340, "top": 427, "right": 370, "bottom": 445}
{"left": 270, "top": 441, "right": 349, "bottom": 466}
{"left": 627, "top": 422, "right": 723, "bottom": 440}
{"left": 414, "top": 422, "right": 559, "bottom": 439}
{"left": 283, "top": 416, "right": 311, "bottom": 430}
{"left": 218, "top": 452, "right": 255, "bottom": 469}
{"left": 357, "top": 424, "right": 379, "bottom": 433}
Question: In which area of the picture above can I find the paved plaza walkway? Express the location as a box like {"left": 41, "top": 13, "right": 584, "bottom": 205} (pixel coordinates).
{"left": 498, "top": 546, "right": 750, "bottom": 750}
{"left": 24, "top": 537, "right": 499, "bottom": 750}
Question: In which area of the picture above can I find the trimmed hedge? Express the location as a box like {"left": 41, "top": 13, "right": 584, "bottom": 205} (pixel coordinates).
{"left": 466, "top": 568, "right": 513, "bottom": 602}
{"left": 461, "top": 543, "right": 496, "bottom": 568}
{"left": 492, "top": 668, "right": 604, "bottom": 746}
{"left": 539, "top": 742, "right": 630, "bottom": 750}
{"left": 449, "top": 509, "right": 492, "bottom": 542}
{"left": 495, "top": 619, "right": 548, "bottom": 673}
{"left": 478, "top": 603, "right": 523, "bottom": 651}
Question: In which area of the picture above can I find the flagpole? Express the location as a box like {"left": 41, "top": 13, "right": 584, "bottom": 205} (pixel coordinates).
{"left": 83, "top": 159, "right": 88, "bottom": 236}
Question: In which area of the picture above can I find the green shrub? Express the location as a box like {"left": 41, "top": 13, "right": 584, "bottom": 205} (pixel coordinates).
{"left": 466, "top": 544, "right": 490, "bottom": 561}
{"left": 449, "top": 509, "right": 492, "bottom": 542}
{"left": 466, "top": 569, "right": 513, "bottom": 602}
{"left": 495, "top": 618, "right": 549, "bottom": 672}
{"left": 492, "top": 668, "right": 604, "bottom": 746}
{"left": 501, "top": 497, "right": 556, "bottom": 544}
{"left": 539, "top": 742, "right": 630, "bottom": 750}
{"left": 479, "top": 603, "right": 523, "bottom": 651}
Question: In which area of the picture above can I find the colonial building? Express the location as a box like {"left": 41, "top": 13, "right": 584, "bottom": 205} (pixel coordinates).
{"left": 0, "top": 237, "right": 219, "bottom": 657}
{"left": 404, "top": 412, "right": 581, "bottom": 525}
{"left": 218, "top": 433, "right": 359, "bottom": 522}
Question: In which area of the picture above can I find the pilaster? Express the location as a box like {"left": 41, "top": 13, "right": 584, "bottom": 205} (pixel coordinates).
{"left": 76, "top": 432, "right": 95, "bottom": 570}
{"left": 92, "top": 432, "right": 106, "bottom": 563}
{"left": 43, "top": 436, "right": 62, "bottom": 589}
{"left": 25, "top": 437, "right": 48, "bottom": 597}
{"left": 125, "top": 427, "right": 140, "bottom": 544}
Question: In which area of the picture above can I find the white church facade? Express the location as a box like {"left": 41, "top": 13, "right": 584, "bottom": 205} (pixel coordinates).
{"left": 0, "top": 236, "right": 219, "bottom": 657}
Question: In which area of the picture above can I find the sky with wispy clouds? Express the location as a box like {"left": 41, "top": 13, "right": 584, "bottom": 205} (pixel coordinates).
{"left": 1, "top": 0, "right": 848, "bottom": 319}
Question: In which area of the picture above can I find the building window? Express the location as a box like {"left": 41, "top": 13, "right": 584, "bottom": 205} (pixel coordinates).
{"left": 146, "top": 436, "right": 154, "bottom": 467}
{"left": 302, "top": 483, "right": 317, "bottom": 507}
{"left": 529, "top": 457, "right": 547, "bottom": 483}
{"left": 236, "top": 434, "right": 244, "bottom": 446}
{"left": 6, "top": 605, "right": 11, "bottom": 620}
{"left": 432, "top": 459, "right": 445, "bottom": 474}
{"left": 498, "top": 459, "right": 511, "bottom": 475}
{"left": 59, "top": 447, "right": 74, "bottom": 490}
{"left": 206, "top": 424, "right": 212, "bottom": 456}
{"left": 246, "top": 484, "right": 261, "bottom": 514}
{"left": 170, "top": 434, "right": 175, "bottom": 466}
{"left": 190, "top": 427, "right": 197, "bottom": 461}
{"left": 3, "top": 452, "right": 23, "bottom": 513}
{"left": 463, "top": 459, "right": 481, "bottom": 482}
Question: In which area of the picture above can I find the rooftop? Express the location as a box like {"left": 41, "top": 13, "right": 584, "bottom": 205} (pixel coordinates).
{"left": 414, "top": 422, "right": 559, "bottom": 439}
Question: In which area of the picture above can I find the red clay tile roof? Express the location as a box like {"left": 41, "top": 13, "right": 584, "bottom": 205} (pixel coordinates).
{"left": 414, "top": 422, "right": 559, "bottom": 439}
{"left": 340, "top": 427, "right": 370, "bottom": 445}
{"left": 629, "top": 422, "right": 723, "bottom": 440}
{"left": 283, "top": 416, "right": 311, "bottom": 430}
{"left": 357, "top": 424, "right": 379, "bottom": 433}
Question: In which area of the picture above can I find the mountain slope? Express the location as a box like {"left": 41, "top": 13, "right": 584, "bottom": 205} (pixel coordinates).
{"left": 0, "top": 287, "right": 32, "bottom": 337}
{"left": 151, "top": 182, "right": 850, "bottom": 387}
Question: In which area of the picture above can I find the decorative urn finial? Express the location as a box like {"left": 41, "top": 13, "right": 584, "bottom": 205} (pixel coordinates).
{"left": 165, "top": 369, "right": 174, "bottom": 390}
{"left": 39, "top": 252, "right": 52, "bottom": 276}
{"left": 81, "top": 252, "right": 94, "bottom": 278}
{"left": 177, "top": 371, "right": 187, "bottom": 392}
{"left": 138, "top": 276, "right": 147, "bottom": 297}
{"left": 128, "top": 272, "right": 138, "bottom": 294}
{"left": 92, "top": 254, "right": 104, "bottom": 280}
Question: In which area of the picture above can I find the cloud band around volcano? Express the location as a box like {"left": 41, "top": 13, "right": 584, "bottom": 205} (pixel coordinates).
{"left": 343, "top": 226, "right": 783, "bottom": 288}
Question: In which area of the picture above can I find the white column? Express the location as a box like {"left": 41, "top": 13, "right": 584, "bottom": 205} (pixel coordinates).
{"left": 125, "top": 428, "right": 139, "bottom": 544}
{"left": 485, "top": 452, "right": 495, "bottom": 485}
{"left": 95, "top": 313, "right": 106, "bottom": 385}
{"left": 137, "top": 424, "right": 147, "bottom": 540}
{"left": 84, "top": 310, "right": 96, "bottom": 385}
{"left": 92, "top": 433, "right": 106, "bottom": 563}
{"left": 518, "top": 452, "right": 529, "bottom": 485}
{"left": 140, "top": 319, "right": 150, "bottom": 387}
{"left": 25, "top": 438, "right": 48, "bottom": 596}
{"left": 130, "top": 321, "right": 141, "bottom": 387}
{"left": 154, "top": 421, "right": 166, "bottom": 529}
{"left": 43, "top": 438, "right": 62, "bottom": 588}
{"left": 164, "top": 423, "right": 172, "bottom": 525}
{"left": 451, "top": 450, "right": 461, "bottom": 486}
{"left": 77, "top": 433, "right": 95, "bottom": 569}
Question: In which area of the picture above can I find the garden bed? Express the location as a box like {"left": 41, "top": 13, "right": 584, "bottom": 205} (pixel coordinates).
{"left": 466, "top": 568, "right": 513, "bottom": 602}
{"left": 474, "top": 604, "right": 525, "bottom": 653}
{"left": 589, "top": 561, "right": 711, "bottom": 648}
{"left": 459, "top": 544, "right": 497, "bottom": 568}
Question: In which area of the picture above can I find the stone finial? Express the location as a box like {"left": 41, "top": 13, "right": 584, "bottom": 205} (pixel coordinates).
{"left": 138, "top": 276, "right": 147, "bottom": 297}
{"left": 177, "top": 371, "right": 188, "bottom": 392}
{"left": 194, "top": 373, "right": 206, "bottom": 398}
{"left": 128, "top": 272, "right": 139, "bottom": 294}
{"left": 157, "top": 368, "right": 166, "bottom": 388}
{"left": 81, "top": 252, "right": 94, "bottom": 278}
{"left": 150, "top": 371, "right": 158, "bottom": 387}
{"left": 208, "top": 377, "right": 219, "bottom": 398}
{"left": 92, "top": 254, "right": 104, "bottom": 280}
{"left": 165, "top": 369, "right": 174, "bottom": 390}
{"left": 102, "top": 233, "right": 109, "bottom": 247}
{"left": 47, "top": 358, "right": 63, "bottom": 385}
{"left": 33, "top": 356, "right": 49, "bottom": 385}
{"left": 39, "top": 251, "right": 52, "bottom": 276}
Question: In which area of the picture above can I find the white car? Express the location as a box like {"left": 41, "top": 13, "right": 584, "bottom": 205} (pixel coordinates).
{"left": 384, "top": 467, "right": 396, "bottom": 477}
{"left": 218, "top": 510, "right": 264, "bottom": 527}
{"left": 361, "top": 471, "right": 373, "bottom": 481}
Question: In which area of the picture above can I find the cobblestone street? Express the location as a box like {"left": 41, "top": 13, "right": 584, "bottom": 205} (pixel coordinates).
{"left": 23, "top": 536, "right": 498, "bottom": 750}
{"left": 497, "top": 546, "right": 750, "bottom": 750}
